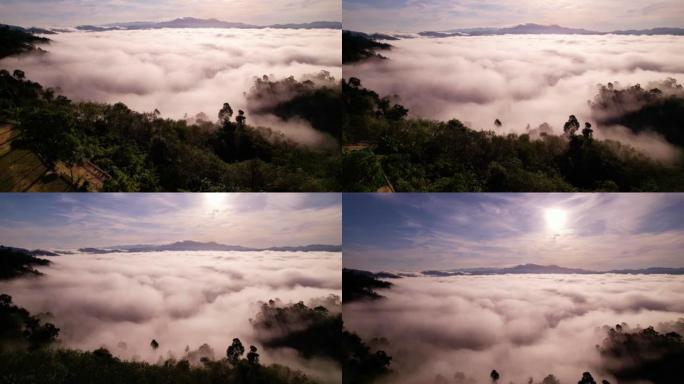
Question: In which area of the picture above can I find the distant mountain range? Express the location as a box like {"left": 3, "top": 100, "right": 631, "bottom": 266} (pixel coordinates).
{"left": 0, "top": 23, "right": 57, "bottom": 35}
{"left": 76, "top": 17, "right": 341, "bottom": 32}
{"left": 412, "top": 23, "right": 684, "bottom": 38}
{"left": 421, "top": 263, "right": 684, "bottom": 276}
{"left": 0, "top": 245, "right": 59, "bottom": 257}
{"left": 75, "top": 241, "right": 341, "bottom": 254}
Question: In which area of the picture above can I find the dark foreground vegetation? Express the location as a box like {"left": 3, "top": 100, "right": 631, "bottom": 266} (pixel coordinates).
{"left": 590, "top": 78, "right": 684, "bottom": 147}
{"left": 252, "top": 297, "right": 342, "bottom": 361}
{"left": 0, "top": 251, "right": 338, "bottom": 383}
{"left": 0, "top": 246, "right": 50, "bottom": 279}
{"left": 598, "top": 322, "right": 684, "bottom": 384}
{"left": 342, "top": 269, "right": 393, "bottom": 302}
{"left": 353, "top": 320, "right": 684, "bottom": 384}
{"left": 341, "top": 270, "right": 394, "bottom": 383}
{"left": 342, "top": 33, "right": 684, "bottom": 192}
{"left": 0, "top": 25, "right": 49, "bottom": 59}
{"left": 0, "top": 70, "right": 341, "bottom": 191}
{"left": 0, "top": 28, "right": 341, "bottom": 191}
{"left": 0, "top": 295, "right": 318, "bottom": 384}
{"left": 342, "top": 77, "right": 684, "bottom": 191}
{"left": 342, "top": 330, "right": 392, "bottom": 384}
{"left": 341, "top": 269, "right": 684, "bottom": 383}
{"left": 342, "top": 31, "right": 391, "bottom": 64}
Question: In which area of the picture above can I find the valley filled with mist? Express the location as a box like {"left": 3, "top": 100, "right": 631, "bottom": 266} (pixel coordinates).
{"left": 0, "top": 193, "right": 343, "bottom": 383}
{"left": 343, "top": 271, "right": 684, "bottom": 384}
{"left": 0, "top": 248, "right": 342, "bottom": 383}
{"left": 0, "top": 25, "right": 342, "bottom": 192}
{"left": 342, "top": 31, "right": 684, "bottom": 192}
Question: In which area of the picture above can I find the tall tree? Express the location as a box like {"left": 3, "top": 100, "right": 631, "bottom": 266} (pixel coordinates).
{"left": 564, "top": 115, "right": 580, "bottom": 136}
{"left": 226, "top": 338, "right": 245, "bottom": 363}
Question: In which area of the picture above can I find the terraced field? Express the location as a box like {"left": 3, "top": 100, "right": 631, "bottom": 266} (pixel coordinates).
{"left": 0, "top": 123, "right": 73, "bottom": 191}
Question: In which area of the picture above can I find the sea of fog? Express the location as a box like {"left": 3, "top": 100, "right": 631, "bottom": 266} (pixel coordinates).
{"left": 345, "top": 35, "right": 684, "bottom": 161}
{"left": 0, "top": 28, "right": 341, "bottom": 145}
{"left": 0, "top": 250, "right": 342, "bottom": 383}
{"left": 343, "top": 274, "right": 684, "bottom": 384}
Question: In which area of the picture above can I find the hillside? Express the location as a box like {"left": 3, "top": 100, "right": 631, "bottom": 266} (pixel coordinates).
{"left": 342, "top": 74, "right": 684, "bottom": 192}
{"left": 0, "top": 69, "right": 342, "bottom": 192}
{"left": 0, "top": 25, "right": 49, "bottom": 58}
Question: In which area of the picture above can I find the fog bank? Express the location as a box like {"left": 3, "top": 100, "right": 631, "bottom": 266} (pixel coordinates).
{"left": 345, "top": 35, "right": 684, "bottom": 160}
{"left": 343, "top": 274, "right": 684, "bottom": 384}
{"left": 0, "top": 28, "right": 341, "bottom": 145}
{"left": 0, "top": 250, "right": 341, "bottom": 383}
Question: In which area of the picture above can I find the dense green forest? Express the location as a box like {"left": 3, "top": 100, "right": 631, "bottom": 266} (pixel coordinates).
{"left": 252, "top": 298, "right": 342, "bottom": 361}
{"left": 342, "top": 31, "right": 391, "bottom": 64}
{"left": 0, "top": 25, "right": 49, "bottom": 59}
{"left": 341, "top": 269, "right": 394, "bottom": 384}
{"left": 0, "top": 245, "right": 341, "bottom": 383}
{"left": 0, "top": 28, "right": 341, "bottom": 191}
{"left": 0, "top": 246, "right": 49, "bottom": 279}
{"left": 342, "top": 269, "right": 393, "bottom": 302}
{"left": 342, "top": 33, "right": 684, "bottom": 192}
{"left": 342, "top": 76, "right": 684, "bottom": 192}
{"left": 0, "top": 294, "right": 322, "bottom": 384}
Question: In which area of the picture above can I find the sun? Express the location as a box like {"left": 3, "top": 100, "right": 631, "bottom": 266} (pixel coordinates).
{"left": 203, "top": 193, "right": 226, "bottom": 210}
{"left": 544, "top": 208, "right": 567, "bottom": 232}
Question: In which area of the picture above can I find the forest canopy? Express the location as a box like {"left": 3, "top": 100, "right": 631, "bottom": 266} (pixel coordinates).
{"left": 342, "top": 31, "right": 391, "bottom": 64}
{"left": 0, "top": 69, "right": 341, "bottom": 192}
{"left": 0, "top": 246, "right": 50, "bottom": 279}
{"left": 0, "top": 25, "right": 49, "bottom": 59}
{"left": 342, "top": 77, "right": 684, "bottom": 192}
{"left": 0, "top": 294, "right": 323, "bottom": 384}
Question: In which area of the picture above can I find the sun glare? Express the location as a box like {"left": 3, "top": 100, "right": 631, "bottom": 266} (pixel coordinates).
{"left": 544, "top": 208, "right": 567, "bottom": 232}
{"left": 203, "top": 193, "right": 226, "bottom": 210}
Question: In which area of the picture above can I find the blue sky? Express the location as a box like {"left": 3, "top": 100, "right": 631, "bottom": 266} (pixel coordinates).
{"left": 344, "top": 193, "right": 684, "bottom": 271}
{"left": 344, "top": 0, "right": 684, "bottom": 33}
{"left": 0, "top": 193, "right": 341, "bottom": 249}
{"left": 0, "top": 0, "right": 340, "bottom": 27}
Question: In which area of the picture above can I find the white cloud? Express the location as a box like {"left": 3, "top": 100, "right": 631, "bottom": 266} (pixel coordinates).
{"left": 0, "top": 250, "right": 342, "bottom": 383}
{"left": 0, "top": 28, "right": 341, "bottom": 145}
{"left": 343, "top": 194, "right": 684, "bottom": 271}
{"left": 345, "top": 34, "right": 684, "bottom": 161}
{"left": 0, "top": 194, "right": 342, "bottom": 249}
{"left": 344, "top": 274, "right": 684, "bottom": 384}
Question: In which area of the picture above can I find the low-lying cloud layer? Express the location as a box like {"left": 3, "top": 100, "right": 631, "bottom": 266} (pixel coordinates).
{"left": 0, "top": 28, "right": 341, "bottom": 145}
{"left": 345, "top": 35, "right": 684, "bottom": 160}
{"left": 0, "top": 250, "right": 341, "bottom": 383}
{"left": 344, "top": 274, "right": 684, "bottom": 384}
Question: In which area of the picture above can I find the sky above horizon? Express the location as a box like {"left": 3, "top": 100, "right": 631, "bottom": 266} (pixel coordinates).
{"left": 344, "top": 0, "right": 684, "bottom": 33}
{"left": 343, "top": 193, "right": 684, "bottom": 272}
{"left": 0, "top": 193, "right": 341, "bottom": 249}
{"left": 0, "top": 0, "right": 340, "bottom": 28}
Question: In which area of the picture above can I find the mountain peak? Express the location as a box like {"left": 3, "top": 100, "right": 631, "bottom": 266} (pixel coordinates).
{"left": 76, "top": 18, "right": 341, "bottom": 32}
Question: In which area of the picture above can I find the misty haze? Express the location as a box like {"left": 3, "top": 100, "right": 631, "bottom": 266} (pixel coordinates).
{"left": 342, "top": 193, "right": 684, "bottom": 383}
{"left": 344, "top": 273, "right": 684, "bottom": 384}
{"left": 0, "top": 249, "right": 342, "bottom": 382}
{"left": 0, "top": 27, "right": 341, "bottom": 144}
{"left": 342, "top": 0, "right": 684, "bottom": 192}
{"left": 0, "top": 193, "right": 343, "bottom": 383}
{"left": 1, "top": 0, "right": 342, "bottom": 192}
{"left": 345, "top": 34, "right": 683, "bottom": 161}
